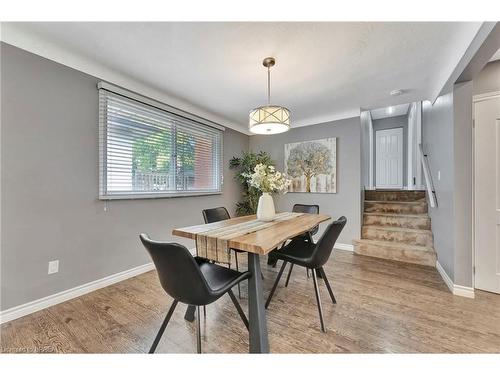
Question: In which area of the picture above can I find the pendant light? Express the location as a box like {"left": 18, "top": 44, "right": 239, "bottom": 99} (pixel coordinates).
{"left": 249, "top": 57, "right": 290, "bottom": 134}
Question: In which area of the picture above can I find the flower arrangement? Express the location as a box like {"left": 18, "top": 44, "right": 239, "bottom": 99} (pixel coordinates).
{"left": 244, "top": 163, "right": 291, "bottom": 194}
{"left": 229, "top": 151, "right": 274, "bottom": 215}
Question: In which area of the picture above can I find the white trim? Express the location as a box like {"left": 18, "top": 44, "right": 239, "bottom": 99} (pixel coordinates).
{"left": 472, "top": 92, "right": 500, "bottom": 293}
{"left": 100, "top": 191, "right": 222, "bottom": 201}
{"left": 473, "top": 90, "right": 500, "bottom": 103}
{"left": 368, "top": 111, "right": 375, "bottom": 190}
{"left": 407, "top": 103, "right": 415, "bottom": 190}
{"left": 98, "top": 81, "right": 225, "bottom": 132}
{"left": 436, "top": 260, "right": 475, "bottom": 299}
{"left": 472, "top": 98, "right": 477, "bottom": 292}
{"left": 436, "top": 260, "right": 454, "bottom": 291}
{"left": 0, "top": 24, "right": 248, "bottom": 135}
{"left": 453, "top": 285, "right": 475, "bottom": 299}
{"left": 1, "top": 24, "right": 360, "bottom": 135}
{"left": 288, "top": 110, "right": 361, "bottom": 130}
{"left": 334, "top": 243, "right": 354, "bottom": 252}
{"left": 0, "top": 243, "right": 354, "bottom": 325}
{"left": 432, "top": 22, "right": 497, "bottom": 102}
{"left": 415, "top": 102, "right": 423, "bottom": 189}
{"left": 0, "top": 262, "right": 155, "bottom": 325}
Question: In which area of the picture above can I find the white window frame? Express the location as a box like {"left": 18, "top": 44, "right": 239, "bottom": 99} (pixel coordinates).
{"left": 98, "top": 82, "right": 224, "bottom": 200}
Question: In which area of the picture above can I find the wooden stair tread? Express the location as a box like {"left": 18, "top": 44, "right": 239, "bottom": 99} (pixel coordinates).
{"left": 363, "top": 212, "right": 428, "bottom": 218}
{"left": 364, "top": 200, "right": 426, "bottom": 205}
{"left": 361, "top": 225, "right": 432, "bottom": 234}
{"left": 365, "top": 189, "right": 426, "bottom": 192}
{"left": 353, "top": 238, "right": 434, "bottom": 253}
{"left": 359, "top": 190, "right": 435, "bottom": 267}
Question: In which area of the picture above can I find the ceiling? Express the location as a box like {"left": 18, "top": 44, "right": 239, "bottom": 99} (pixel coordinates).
{"left": 370, "top": 103, "right": 410, "bottom": 120}
{"left": 2, "top": 22, "right": 483, "bottom": 134}
{"left": 490, "top": 48, "right": 500, "bottom": 61}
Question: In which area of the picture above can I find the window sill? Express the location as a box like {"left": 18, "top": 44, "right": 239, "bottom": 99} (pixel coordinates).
{"left": 99, "top": 191, "right": 223, "bottom": 200}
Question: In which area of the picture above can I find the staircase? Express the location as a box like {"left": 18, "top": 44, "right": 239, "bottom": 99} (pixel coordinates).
{"left": 353, "top": 190, "right": 437, "bottom": 267}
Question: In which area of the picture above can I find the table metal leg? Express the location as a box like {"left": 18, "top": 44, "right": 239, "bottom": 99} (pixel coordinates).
{"left": 184, "top": 305, "right": 196, "bottom": 322}
{"left": 247, "top": 253, "right": 270, "bottom": 353}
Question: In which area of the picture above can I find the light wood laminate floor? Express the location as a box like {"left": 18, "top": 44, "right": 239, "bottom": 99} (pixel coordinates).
{"left": 1, "top": 250, "right": 500, "bottom": 353}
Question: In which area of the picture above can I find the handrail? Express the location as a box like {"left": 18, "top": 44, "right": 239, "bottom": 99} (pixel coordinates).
{"left": 419, "top": 143, "right": 437, "bottom": 208}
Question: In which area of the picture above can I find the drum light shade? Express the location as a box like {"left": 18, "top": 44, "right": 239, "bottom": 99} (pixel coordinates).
{"left": 249, "top": 57, "right": 290, "bottom": 134}
{"left": 249, "top": 105, "right": 290, "bottom": 134}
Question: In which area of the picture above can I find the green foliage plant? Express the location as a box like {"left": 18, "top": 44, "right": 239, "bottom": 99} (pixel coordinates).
{"left": 229, "top": 151, "right": 274, "bottom": 216}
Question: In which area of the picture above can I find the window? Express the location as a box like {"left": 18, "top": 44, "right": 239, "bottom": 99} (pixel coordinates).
{"left": 99, "top": 84, "right": 223, "bottom": 199}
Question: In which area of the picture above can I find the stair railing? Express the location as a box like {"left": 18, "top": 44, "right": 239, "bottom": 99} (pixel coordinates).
{"left": 419, "top": 143, "right": 437, "bottom": 208}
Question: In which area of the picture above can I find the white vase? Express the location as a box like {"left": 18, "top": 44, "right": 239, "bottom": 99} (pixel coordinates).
{"left": 257, "top": 192, "right": 276, "bottom": 221}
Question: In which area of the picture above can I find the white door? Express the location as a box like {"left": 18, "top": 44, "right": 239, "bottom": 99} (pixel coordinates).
{"left": 376, "top": 128, "right": 403, "bottom": 189}
{"left": 474, "top": 93, "right": 500, "bottom": 294}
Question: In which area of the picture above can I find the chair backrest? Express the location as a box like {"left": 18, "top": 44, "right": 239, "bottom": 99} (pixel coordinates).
{"left": 293, "top": 204, "right": 320, "bottom": 235}
{"left": 309, "top": 216, "right": 347, "bottom": 268}
{"left": 202, "top": 206, "right": 231, "bottom": 224}
{"left": 140, "top": 234, "right": 210, "bottom": 305}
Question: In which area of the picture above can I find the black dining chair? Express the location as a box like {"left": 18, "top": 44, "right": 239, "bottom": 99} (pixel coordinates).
{"left": 290, "top": 204, "right": 320, "bottom": 242}
{"left": 265, "top": 216, "right": 347, "bottom": 332}
{"left": 202, "top": 207, "right": 246, "bottom": 298}
{"left": 140, "top": 234, "right": 250, "bottom": 353}
{"left": 284, "top": 204, "right": 320, "bottom": 284}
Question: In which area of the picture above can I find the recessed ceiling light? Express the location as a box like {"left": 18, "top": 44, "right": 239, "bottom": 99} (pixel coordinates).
{"left": 390, "top": 89, "right": 404, "bottom": 96}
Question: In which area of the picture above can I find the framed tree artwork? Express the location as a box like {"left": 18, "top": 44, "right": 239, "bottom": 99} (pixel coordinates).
{"left": 284, "top": 137, "right": 337, "bottom": 193}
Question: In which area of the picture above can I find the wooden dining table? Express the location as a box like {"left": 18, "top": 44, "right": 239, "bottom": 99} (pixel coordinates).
{"left": 172, "top": 212, "right": 331, "bottom": 353}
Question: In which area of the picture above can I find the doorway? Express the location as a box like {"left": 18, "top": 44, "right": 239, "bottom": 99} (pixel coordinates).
{"left": 376, "top": 127, "right": 403, "bottom": 189}
{"left": 361, "top": 102, "right": 421, "bottom": 191}
{"left": 474, "top": 91, "right": 500, "bottom": 294}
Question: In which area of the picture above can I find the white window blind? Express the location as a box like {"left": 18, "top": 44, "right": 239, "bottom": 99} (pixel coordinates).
{"left": 99, "top": 87, "right": 223, "bottom": 199}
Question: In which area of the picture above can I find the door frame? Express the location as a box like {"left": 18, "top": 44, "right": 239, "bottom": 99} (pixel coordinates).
{"left": 375, "top": 127, "right": 404, "bottom": 189}
{"left": 407, "top": 102, "right": 423, "bottom": 190}
{"left": 472, "top": 90, "right": 500, "bottom": 291}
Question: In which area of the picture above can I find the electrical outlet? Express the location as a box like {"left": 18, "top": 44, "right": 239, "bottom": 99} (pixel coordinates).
{"left": 48, "top": 260, "right": 59, "bottom": 274}
{"left": 437, "top": 171, "right": 441, "bottom": 181}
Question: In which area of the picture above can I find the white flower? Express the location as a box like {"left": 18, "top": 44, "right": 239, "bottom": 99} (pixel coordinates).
{"left": 245, "top": 163, "right": 291, "bottom": 195}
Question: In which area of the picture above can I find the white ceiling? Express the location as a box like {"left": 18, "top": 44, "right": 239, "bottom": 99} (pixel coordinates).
{"left": 370, "top": 103, "right": 410, "bottom": 120}
{"left": 490, "top": 48, "right": 500, "bottom": 61}
{"left": 1, "top": 22, "right": 483, "bottom": 134}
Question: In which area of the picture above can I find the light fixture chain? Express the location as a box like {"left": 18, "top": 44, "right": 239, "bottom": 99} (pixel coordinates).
{"left": 267, "top": 65, "right": 271, "bottom": 104}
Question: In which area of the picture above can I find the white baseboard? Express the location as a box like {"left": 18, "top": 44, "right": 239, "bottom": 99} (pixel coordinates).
{"left": 1, "top": 244, "right": 354, "bottom": 325}
{"left": 334, "top": 243, "right": 354, "bottom": 252}
{"left": 436, "top": 260, "right": 475, "bottom": 299}
{"left": 0, "top": 262, "right": 155, "bottom": 325}
{"left": 436, "top": 260, "right": 454, "bottom": 290}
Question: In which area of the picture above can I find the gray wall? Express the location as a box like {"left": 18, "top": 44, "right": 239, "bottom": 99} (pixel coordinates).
{"left": 372, "top": 114, "right": 408, "bottom": 188}
{"left": 452, "top": 81, "right": 473, "bottom": 287}
{"left": 360, "top": 111, "right": 372, "bottom": 190}
{"left": 0, "top": 43, "right": 249, "bottom": 310}
{"left": 422, "top": 93, "right": 456, "bottom": 280}
{"left": 473, "top": 60, "right": 500, "bottom": 95}
{"left": 249, "top": 117, "right": 361, "bottom": 245}
{"left": 422, "top": 60, "right": 500, "bottom": 288}
{"left": 422, "top": 81, "right": 474, "bottom": 287}
{"left": 450, "top": 60, "right": 500, "bottom": 287}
